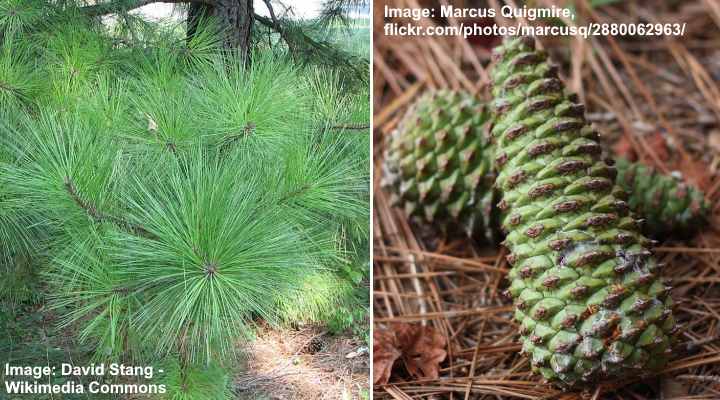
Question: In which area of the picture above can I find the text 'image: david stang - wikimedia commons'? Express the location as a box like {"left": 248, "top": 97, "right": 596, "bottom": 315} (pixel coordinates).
{"left": 4, "top": 364, "right": 161, "bottom": 395}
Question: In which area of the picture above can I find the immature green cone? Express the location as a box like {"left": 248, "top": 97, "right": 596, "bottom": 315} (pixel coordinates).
{"left": 381, "top": 90, "right": 500, "bottom": 241}
{"left": 615, "top": 158, "right": 708, "bottom": 237}
{"left": 382, "top": 89, "right": 708, "bottom": 242}
{"left": 490, "top": 37, "right": 676, "bottom": 385}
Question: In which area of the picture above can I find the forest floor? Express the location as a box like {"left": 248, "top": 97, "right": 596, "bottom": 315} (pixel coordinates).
{"left": 2, "top": 305, "right": 370, "bottom": 400}
{"left": 234, "top": 325, "right": 369, "bottom": 400}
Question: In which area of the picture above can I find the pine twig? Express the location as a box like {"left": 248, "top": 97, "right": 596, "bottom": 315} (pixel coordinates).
{"left": 277, "top": 184, "right": 313, "bottom": 205}
{"left": 0, "top": 80, "right": 22, "bottom": 97}
{"left": 63, "top": 176, "right": 154, "bottom": 238}
{"left": 64, "top": 176, "right": 106, "bottom": 223}
{"left": 331, "top": 123, "right": 369, "bottom": 131}
{"left": 261, "top": 0, "right": 295, "bottom": 55}
{"left": 254, "top": 14, "right": 366, "bottom": 78}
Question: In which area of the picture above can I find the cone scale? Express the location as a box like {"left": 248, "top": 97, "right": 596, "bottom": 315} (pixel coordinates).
{"left": 489, "top": 37, "right": 676, "bottom": 385}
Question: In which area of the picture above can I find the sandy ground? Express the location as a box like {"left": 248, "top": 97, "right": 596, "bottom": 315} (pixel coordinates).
{"left": 234, "top": 325, "right": 369, "bottom": 400}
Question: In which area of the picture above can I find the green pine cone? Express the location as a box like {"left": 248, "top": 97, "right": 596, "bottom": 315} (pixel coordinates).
{"left": 381, "top": 90, "right": 500, "bottom": 241}
{"left": 490, "top": 37, "right": 676, "bottom": 386}
{"left": 382, "top": 90, "right": 708, "bottom": 242}
{"left": 615, "top": 158, "right": 708, "bottom": 237}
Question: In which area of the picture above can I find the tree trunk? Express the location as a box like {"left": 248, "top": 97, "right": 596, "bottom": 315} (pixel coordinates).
{"left": 217, "top": 0, "right": 253, "bottom": 59}
{"left": 187, "top": 0, "right": 253, "bottom": 61}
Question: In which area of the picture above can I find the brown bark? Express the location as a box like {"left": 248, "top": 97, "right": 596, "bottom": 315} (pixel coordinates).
{"left": 214, "top": 0, "right": 254, "bottom": 60}
{"left": 186, "top": 0, "right": 253, "bottom": 60}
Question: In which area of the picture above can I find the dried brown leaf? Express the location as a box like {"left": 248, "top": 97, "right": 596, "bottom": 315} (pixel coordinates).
{"left": 373, "top": 323, "right": 448, "bottom": 384}
{"left": 393, "top": 323, "right": 447, "bottom": 380}
{"left": 373, "top": 326, "right": 402, "bottom": 385}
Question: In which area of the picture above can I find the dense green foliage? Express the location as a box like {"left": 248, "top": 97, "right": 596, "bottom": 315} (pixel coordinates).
{"left": 0, "top": 1, "right": 369, "bottom": 398}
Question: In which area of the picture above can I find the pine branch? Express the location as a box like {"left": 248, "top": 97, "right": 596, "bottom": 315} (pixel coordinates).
{"left": 277, "top": 184, "right": 313, "bottom": 205}
{"left": 260, "top": 0, "right": 294, "bottom": 54}
{"left": 255, "top": 13, "right": 365, "bottom": 78}
{"left": 254, "top": 14, "right": 278, "bottom": 32}
{"left": 0, "top": 80, "right": 21, "bottom": 96}
{"left": 82, "top": 0, "right": 215, "bottom": 17}
{"left": 330, "top": 123, "right": 369, "bottom": 131}
{"left": 316, "top": 0, "right": 369, "bottom": 29}
{"left": 63, "top": 176, "right": 154, "bottom": 238}
{"left": 63, "top": 176, "right": 105, "bottom": 222}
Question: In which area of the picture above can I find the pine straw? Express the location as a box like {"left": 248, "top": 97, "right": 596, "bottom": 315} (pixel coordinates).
{"left": 373, "top": 0, "right": 720, "bottom": 398}
{"left": 234, "top": 324, "right": 369, "bottom": 400}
